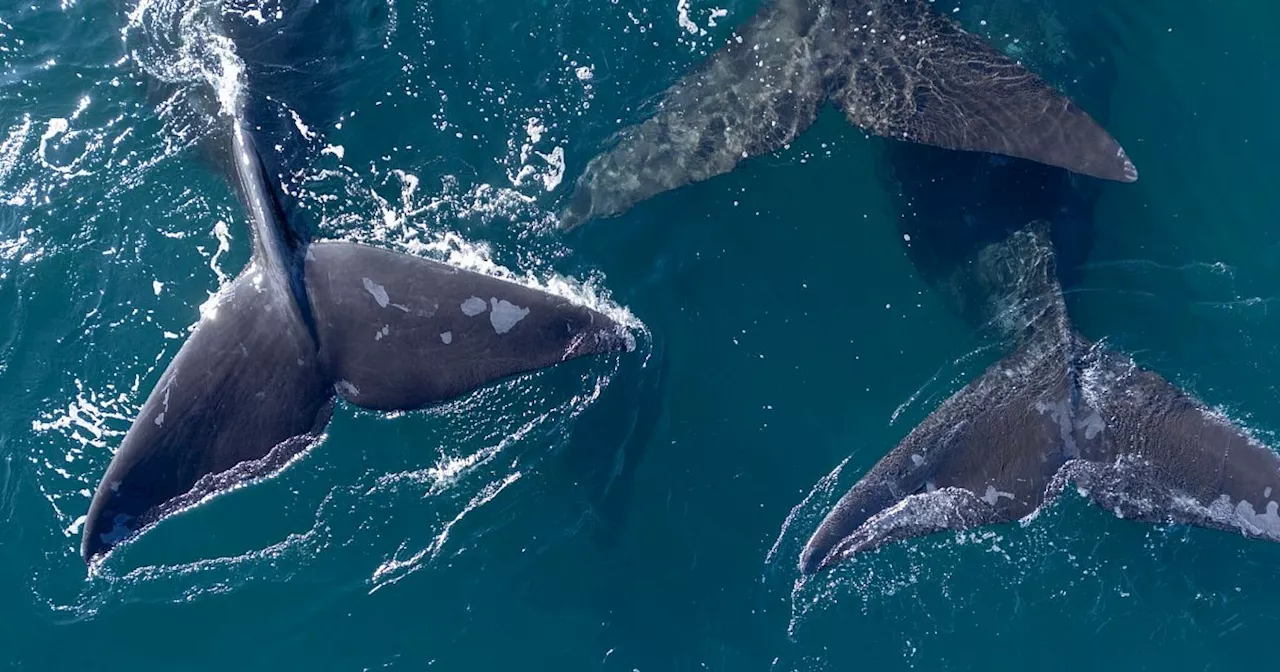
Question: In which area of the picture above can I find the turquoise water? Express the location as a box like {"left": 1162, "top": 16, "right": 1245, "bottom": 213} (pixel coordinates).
{"left": 3, "top": 0, "right": 1280, "bottom": 669}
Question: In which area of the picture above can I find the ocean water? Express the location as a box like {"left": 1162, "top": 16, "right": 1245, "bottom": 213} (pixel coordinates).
{"left": 3, "top": 0, "right": 1280, "bottom": 670}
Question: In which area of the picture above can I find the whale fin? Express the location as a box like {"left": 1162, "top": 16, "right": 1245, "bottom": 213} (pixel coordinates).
{"left": 799, "top": 224, "right": 1280, "bottom": 574}
{"left": 303, "top": 241, "right": 633, "bottom": 412}
{"left": 828, "top": 1, "right": 1137, "bottom": 183}
{"left": 81, "top": 265, "right": 335, "bottom": 563}
{"left": 559, "top": 1, "right": 826, "bottom": 229}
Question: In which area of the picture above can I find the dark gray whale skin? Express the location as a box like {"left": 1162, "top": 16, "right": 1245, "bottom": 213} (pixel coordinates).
{"left": 80, "top": 2, "right": 631, "bottom": 563}
{"left": 559, "top": 0, "right": 1138, "bottom": 230}
{"left": 798, "top": 26, "right": 1280, "bottom": 575}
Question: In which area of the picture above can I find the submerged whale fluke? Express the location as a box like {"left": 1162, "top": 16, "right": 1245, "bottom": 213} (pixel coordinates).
{"left": 561, "top": 1, "right": 825, "bottom": 229}
{"left": 829, "top": 2, "right": 1139, "bottom": 184}
{"left": 799, "top": 224, "right": 1280, "bottom": 575}
{"left": 560, "top": 0, "right": 1136, "bottom": 230}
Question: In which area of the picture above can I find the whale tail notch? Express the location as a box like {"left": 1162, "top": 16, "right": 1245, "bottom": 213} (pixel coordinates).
{"left": 798, "top": 223, "right": 1280, "bottom": 575}
{"left": 560, "top": 0, "right": 1136, "bottom": 230}
{"left": 81, "top": 241, "right": 632, "bottom": 563}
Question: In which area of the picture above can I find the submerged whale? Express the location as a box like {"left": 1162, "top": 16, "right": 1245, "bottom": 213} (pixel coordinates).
{"left": 80, "top": 3, "right": 631, "bottom": 563}
{"left": 798, "top": 27, "right": 1280, "bottom": 574}
{"left": 559, "top": 0, "right": 1138, "bottom": 230}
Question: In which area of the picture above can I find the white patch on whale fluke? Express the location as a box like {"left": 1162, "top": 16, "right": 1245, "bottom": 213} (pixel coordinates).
{"left": 488, "top": 298, "right": 529, "bottom": 334}
{"left": 910, "top": 454, "right": 924, "bottom": 467}
{"left": 1075, "top": 409, "right": 1105, "bottom": 441}
{"left": 460, "top": 296, "right": 487, "bottom": 317}
{"left": 982, "top": 485, "right": 1014, "bottom": 506}
{"left": 440, "top": 331, "right": 452, "bottom": 345}
{"left": 375, "top": 325, "right": 389, "bottom": 341}
{"left": 1035, "top": 397, "right": 1079, "bottom": 459}
{"left": 362, "top": 277, "right": 390, "bottom": 307}
{"left": 845, "top": 487, "right": 990, "bottom": 557}
{"left": 1267, "top": 487, "right": 1274, "bottom": 499}
{"left": 1168, "top": 494, "right": 1280, "bottom": 540}
{"left": 336, "top": 380, "right": 360, "bottom": 398}
{"left": 363, "top": 225, "right": 645, "bottom": 345}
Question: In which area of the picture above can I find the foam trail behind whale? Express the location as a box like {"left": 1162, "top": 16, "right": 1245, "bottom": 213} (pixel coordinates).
{"left": 560, "top": 0, "right": 1137, "bottom": 230}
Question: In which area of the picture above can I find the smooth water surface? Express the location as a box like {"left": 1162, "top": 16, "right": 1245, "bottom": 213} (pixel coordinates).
{"left": 2, "top": 0, "right": 1279, "bottom": 669}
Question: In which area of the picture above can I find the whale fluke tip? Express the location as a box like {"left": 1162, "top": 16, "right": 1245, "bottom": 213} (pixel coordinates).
{"left": 1119, "top": 149, "right": 1139, "bottom": 183}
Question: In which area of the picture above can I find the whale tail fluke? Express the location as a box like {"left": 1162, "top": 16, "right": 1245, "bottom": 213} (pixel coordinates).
{"left": 799, "top": 224, "right": 1280, "bottom": 575}
{"left": 81, "top": 242, "right": 632, "bottom": 563}
{"left": 560, "top": 0, "right": 1136, "bottom": 230}
{"left": 828, "top": 2, "right": 1138, "bottom": 184}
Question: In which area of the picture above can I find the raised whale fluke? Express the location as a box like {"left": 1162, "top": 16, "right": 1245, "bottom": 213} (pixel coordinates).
{"left": 560, "top": 0, "right": 1136, "bottom": 230}
{"left": 798, "top": 223, "right": 1280, "bottom": 574}
{"left": 81, "top": 236, "right": 629, "bottom": 563}
{"left": 82, "top": 86, "right": 631, "bottom": 562}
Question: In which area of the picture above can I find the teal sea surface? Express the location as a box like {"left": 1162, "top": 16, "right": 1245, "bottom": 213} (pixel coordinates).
{"left": 3, "top": 0, "right": 1280, "bottom": 669}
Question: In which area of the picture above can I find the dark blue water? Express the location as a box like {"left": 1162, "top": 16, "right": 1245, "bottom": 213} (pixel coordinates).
{"left": 3, "top": 0, "right": 1280, "bottom": 669}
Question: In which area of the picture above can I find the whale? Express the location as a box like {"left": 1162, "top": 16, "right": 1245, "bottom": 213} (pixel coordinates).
{"left": 558, "top": 0, "right": 1138, "bottom": 230}
{"left": 798, "top": 21, "right": 1280, "bottom": 574}
{"left": 80, "top": 2, "right": 632, "bottom": 563}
